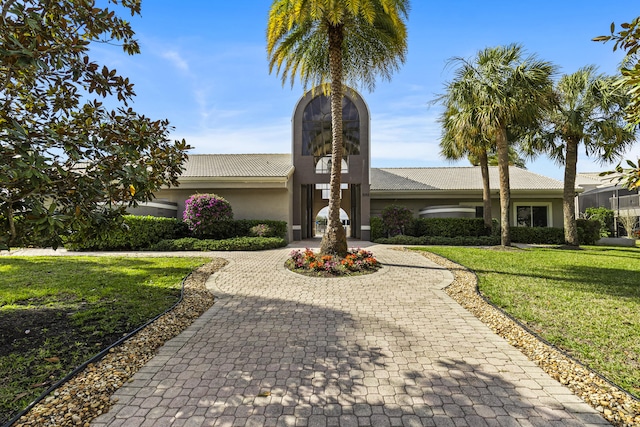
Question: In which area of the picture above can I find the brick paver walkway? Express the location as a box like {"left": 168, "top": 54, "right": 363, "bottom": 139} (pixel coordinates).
{"left": 91, "top": 242, "right": 609, "bottom": 427}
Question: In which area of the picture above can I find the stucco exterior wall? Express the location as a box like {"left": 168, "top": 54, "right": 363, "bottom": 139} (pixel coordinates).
{"left": 371, "top": 195, "right": 564, "bottom": 228}
{"left": 152, "top": 187, "right": 293, "bottom": 241}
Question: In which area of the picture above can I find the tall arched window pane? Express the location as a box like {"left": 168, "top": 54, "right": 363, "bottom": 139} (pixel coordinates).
{"left": 302, "top": 95, "right": 360, "bottom": 172}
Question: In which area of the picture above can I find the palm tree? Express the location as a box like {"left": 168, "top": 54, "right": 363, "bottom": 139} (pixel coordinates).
{"left": 439, "top": 96, "right": 494, "bottom": 230}
{"left": 536, "top": 66, "right": 635, "bottom": 246}
{"left": 470, "top": 146, "right": 527, "bottom": 168}
{"left": 442, "top": 44, "right": 556, "bottom": 246}
{"left": 267, "top": 0, "right": 409, "bottom": 256}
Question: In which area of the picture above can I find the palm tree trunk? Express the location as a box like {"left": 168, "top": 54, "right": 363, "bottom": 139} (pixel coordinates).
{"left": 478, "top": 149, "right": 492, "bottom": 230}
{"left": 563, "top": 138, "right": 580, "bottom": 246}
{"left": 320, "top": 24, "right": 348, "bottom": 257}
{"left": 496, "top": 127, "right": 511, "bottom": 246}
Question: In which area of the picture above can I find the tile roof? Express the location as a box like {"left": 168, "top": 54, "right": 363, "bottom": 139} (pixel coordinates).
{"left": 182, "top": 154, "right": 293, "bottom": 178}
{"left": 576, "top": 172, "right": 621, "bottom": 189}
{"left": 180, "top": 155, "right": 565, "bottom": 192}
{"left": 371, "top": 167, "right": 564, "bottom": 191}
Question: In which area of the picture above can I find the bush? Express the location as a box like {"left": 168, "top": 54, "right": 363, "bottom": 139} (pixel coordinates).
{"left": 234, "top": 219, "right": 287, "bottom": 239}
{"left": 583, "top": 207, "right": 615, "bottom": 237}
{"left": 150, "top": 237, "right": 287, "bottom": 251}
{"left": 370, "top": 216, "right": 384, "bottom": 241}
{"left": 411, "top": 217, "right": 494, "bottom": 238}
{"left": 510, "top": 227, "right": 565, "bottom": 245}
{"left": 510, "top": 221, "right": 600, "bottom": 245}
{"left": 576, "top": 219, "right": 601, "bottom": 245}
{"left": 66, "top": 215, "right": 183, "bottom": 251}
{"left": 374, "top": 235, "right": 500, "bottom": 246}
{"left": 183, "top": 193, "right": 233, "bottom": 238}
{"left": 381, "top": 205, "right": 413, "bottom": 237}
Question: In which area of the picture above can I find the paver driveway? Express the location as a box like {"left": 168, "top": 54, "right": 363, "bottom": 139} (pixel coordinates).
{"left": 92, "top": 243, "right": 609, "bottom": 427}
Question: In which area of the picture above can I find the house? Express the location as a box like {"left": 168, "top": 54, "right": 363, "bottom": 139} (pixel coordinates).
{"left": 131, "top": 88, "right": 569, "bottom": 241}
{"left": 576, "top": 172, "right": 640, "bottom": 236}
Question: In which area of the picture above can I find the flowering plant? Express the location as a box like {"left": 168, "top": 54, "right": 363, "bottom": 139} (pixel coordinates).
{"left": 183, "top": 193, "right": 233, "bottom": 236}
{"left": 249, "top": 223, "right": 271, "bottom": 237}
{"left": 286, "top": 248, "right": 380, "bottom": 277}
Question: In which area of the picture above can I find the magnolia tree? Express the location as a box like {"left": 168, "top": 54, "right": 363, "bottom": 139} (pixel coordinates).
{"left": 0, "top": 0, "right": 190, "bottom": 249}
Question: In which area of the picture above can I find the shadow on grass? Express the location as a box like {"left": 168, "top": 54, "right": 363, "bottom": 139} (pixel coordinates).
{"left": 0, "top": 256, "right": 204, "bottom": 424}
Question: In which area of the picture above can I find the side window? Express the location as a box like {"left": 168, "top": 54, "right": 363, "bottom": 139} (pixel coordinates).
{"left": 516, "top": 204, "right": 549, "bottom": 227}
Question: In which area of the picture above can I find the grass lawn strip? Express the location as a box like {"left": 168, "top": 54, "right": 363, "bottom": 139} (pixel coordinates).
{"left": 11, "top": 258, "right": 226, "bottom": 427}
{"left": 0, "top": 256, "right": 215, "bottom": 426}
{"left": 412, "top": 247, "right": 640, "bottom": 427}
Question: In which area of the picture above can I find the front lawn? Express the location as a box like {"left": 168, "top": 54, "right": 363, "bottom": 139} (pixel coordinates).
{"left": 414, "top": 246, "right": 640, "bottom": 398}
{"left": 0, "top": 256, "right": 209, "bottom": 425}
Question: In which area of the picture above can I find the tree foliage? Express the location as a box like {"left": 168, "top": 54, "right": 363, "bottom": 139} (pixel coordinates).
{"left": 594, "top": 17, "right": 640, "bottom": 125}
{"left": 438, "top": 44, "right": 556, "bottom": 246}
{"left": 594, "top": 17, "right": 640, "bottom": 191}
{"left": 0, "top": 0, "right": 190, "bottom": 248}
{"left": 533, "top": 67, "right": 634, "bottom": 246}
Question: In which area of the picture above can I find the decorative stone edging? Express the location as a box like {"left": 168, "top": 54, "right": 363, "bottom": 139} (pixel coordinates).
{"left": 415, "top": 249, "right": 640, "bottom": 427}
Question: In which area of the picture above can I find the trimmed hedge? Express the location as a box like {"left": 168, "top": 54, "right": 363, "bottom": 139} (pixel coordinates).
{"left": 66, "top": 216, "right": 289, "bottom": 251}
{"left": 371, "top": 216, "right": 495, "bottom": 241}
{"left": 372, "top": 216, "right": 601, "bottom": 246}
{"left": 66, "top": 215, "right": 184, "bottom": 251}
{"left": 510, "top": 221, "right": 600, "bottom": 245}
{"left": 149, "top": 237, "right": 287, "bottom": 251}
{"left": 411, "top": 217, "right": 494, "bottom": 238}
{"left": 180, "top": 219, "right": 287, "bottom": 240}
{"left": 375, "top": 235, "right": 500, "bottom": 246}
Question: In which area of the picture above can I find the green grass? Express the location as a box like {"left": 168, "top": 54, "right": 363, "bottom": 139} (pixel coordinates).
{"left": 0, "top": 256, "right": 209, "bottom": 425}
{"left": 413, "top": 245, "right": 640, "bottom": 397}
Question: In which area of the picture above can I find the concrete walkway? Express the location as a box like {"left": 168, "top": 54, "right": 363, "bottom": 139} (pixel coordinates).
{"left": 82, "top": 242, "right": 609, "bottom": 427}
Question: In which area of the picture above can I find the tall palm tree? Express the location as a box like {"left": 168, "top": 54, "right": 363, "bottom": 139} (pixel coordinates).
{"left": 439, "top": 97, "right": 494, "bottom": 230}
{"left": 443, "top": 44, "right": 556, "bottom": 246}
{"left": 537, "top": 66, "right": 635, "bottom": 246}
{"left": 267, "top": 0, "right": 409, "bottom": 256}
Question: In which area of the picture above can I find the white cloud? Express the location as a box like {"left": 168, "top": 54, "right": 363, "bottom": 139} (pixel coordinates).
{"left": 161, "top": 50, "right": 189, "bottom": 72}
{"left": 171, "top": 118, "right": 291, "bottom": 154}
{"left": 370, "top": 111, "right": 444, "bottom": 165}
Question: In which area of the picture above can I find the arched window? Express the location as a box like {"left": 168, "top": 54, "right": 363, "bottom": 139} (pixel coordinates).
{"left": 301, "top": 95, "right": 360, "bottom": 173}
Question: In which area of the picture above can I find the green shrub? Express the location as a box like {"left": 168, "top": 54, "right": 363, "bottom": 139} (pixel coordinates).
{"left": 150, "top": 236, "right": 287, "bottom": 251}
{"left": 411, "top": 217, "right": 493, "bottom": 238}
{"left": 510, "top": 227, "right": 565, "bottom": 244}
{"left": 583, "top": 207, "right": 614, "bottom": 237}
{"left": 66, "top": 215, "right": 183, "bottom": 251}
{"left": 374, "top": 235, "right": 500, "bottom": 246}
{"left": 370, "top": 216, "right": 384, "bottom": 241}
{"left": 183, "top": 193, "right": 233, "bottom": 238}
{"left": 233, "top": 219, "right": 288, "bottom": 239}
{"left": 576, "top": 219, "right": 601, "bottom": 245}
{"left": 510, "top": 221, "right": 600, "bottom": 245}
{"left": 381, "top": 205, "right": 413, "bottom": 236}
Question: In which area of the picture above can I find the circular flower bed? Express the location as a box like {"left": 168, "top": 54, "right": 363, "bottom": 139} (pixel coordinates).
{"left": 285, "top": 248, "right": 381, "bottom": 277}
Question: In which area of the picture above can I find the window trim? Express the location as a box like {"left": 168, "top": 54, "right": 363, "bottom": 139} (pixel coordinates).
{"left": 513, "top": 202, "right": 553, "bottom": 227}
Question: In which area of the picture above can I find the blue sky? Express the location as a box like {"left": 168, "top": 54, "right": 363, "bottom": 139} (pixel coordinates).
{"left": 93, "top": 1, "right": 638, "bottom": 181}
